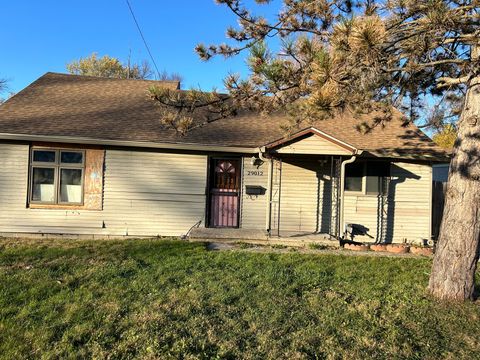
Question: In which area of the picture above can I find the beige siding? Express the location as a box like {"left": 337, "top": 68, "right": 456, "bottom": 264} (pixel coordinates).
{"left": 277, "top": 159, "right": 332, "bottom": 232}
{"left": 389, "top": 162, "right": 432, "bottom": 242}
{"left": 343, "top": 195, "right": 380, "bottom": 241}
{"left": 102, "top": 150, "right": 207, "bottom": 236}
{"left": 0, "top": 143, "right": 102, "bottom": 234}
{"left": 0, "top": 143, "right": 207, "bottom": 236}
{"left": 0, "top": 142, "right": 432, "bottom": 241}
{"left": 240, "top": 157, "right": 269, "bottom": 229}
{"left": 276, "top": 134, "right": 351, "bottom": 155}
{"left": 343, "top": 161, "right": 432, "bottom": 243}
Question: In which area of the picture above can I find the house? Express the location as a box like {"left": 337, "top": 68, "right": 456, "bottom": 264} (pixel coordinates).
{"left": 0, "top": 72, "right": 448, "bottom": 244}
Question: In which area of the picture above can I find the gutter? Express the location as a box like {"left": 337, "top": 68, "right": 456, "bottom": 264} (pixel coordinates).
{"left": 0, "top": 133, "right": 258, "bottom": 154}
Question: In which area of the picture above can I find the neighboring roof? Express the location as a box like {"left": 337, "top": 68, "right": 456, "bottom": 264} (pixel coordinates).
{"left": 0, "top": 72, "right": 448, "bottom": 161}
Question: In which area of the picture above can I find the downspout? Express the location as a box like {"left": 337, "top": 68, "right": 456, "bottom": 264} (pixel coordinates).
{"left": 339, "top": 150, "right": 362, "bottom": 239}
{"left": 258, "top": 146, "right": 268, "bottom": 162}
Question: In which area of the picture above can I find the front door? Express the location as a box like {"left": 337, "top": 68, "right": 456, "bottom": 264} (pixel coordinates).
{"left": 208, "top": 158, "right": 241, "bottom": 227}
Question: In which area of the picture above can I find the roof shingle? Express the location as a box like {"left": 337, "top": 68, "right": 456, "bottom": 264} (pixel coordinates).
{"left": 0, "top": 72, "right": 447, "bottom": 160}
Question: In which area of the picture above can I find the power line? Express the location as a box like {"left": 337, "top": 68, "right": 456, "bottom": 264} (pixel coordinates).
{"left": 125, "top": 0, "right": 161, "bottom": 79}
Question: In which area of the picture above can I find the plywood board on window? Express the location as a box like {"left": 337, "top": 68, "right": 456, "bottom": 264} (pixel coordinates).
{"left": 84, "top": 149, "right": 104, "bottom": 210}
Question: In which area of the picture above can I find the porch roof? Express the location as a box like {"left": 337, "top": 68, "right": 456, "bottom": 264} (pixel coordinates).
{"left": 263, "top": 127, "right": 358, "bottom": 156}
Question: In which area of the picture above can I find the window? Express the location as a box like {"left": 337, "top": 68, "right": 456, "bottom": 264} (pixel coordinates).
{"left": 344, "top": 162, "right": 364, "bottom": 192}
{"left": 345, "top": 161, "right": 390, "bottom": 195}
{"left": 29, "top": 149, "right": 85, "bottom": 205}
{"left": 366, "top": 162, "right": 390, "bottom": 195}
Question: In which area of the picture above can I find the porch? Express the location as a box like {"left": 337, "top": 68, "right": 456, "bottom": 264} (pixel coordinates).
{"left": 204, "top": 128, "right": 356, "bottom": 243}
{"left": 201, "top": 127, "right": 432, "bottom": 246}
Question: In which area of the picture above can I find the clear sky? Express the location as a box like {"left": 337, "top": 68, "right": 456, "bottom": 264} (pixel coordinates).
{"left": 0, "top": 0, "right": 437, "bottom": 134}
{"left": 1, "top": 1, "right": 276, "bottom": 94}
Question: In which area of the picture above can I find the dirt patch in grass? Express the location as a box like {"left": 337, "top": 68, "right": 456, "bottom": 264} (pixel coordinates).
{"left": 0, "top": 237, "right": 479, "bottom": 359}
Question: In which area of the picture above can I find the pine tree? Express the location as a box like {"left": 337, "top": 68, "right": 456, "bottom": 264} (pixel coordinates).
{"left": 152, "top": 0, "right": 480, "bottom": 301}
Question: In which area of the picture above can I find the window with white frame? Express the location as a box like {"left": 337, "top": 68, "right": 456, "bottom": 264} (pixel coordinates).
{"left": 29, "top": 148, "right": 85, "bottom": 205}
{"left": 344, "top": 161, "right": 390, "bottom": 195}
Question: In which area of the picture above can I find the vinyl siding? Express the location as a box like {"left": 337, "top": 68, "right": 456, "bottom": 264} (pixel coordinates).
{"left": 343, "top": 195, "right": 382, "bottom": 241}
{"left": 275, "top": 134, "right": 351, "bottom": 155}
{"left": 0, "top": 142, "right": 432, "bottom": 242}
{"left": 240, "top": 157, "right": 269, "bottom": 229}
{"left": 389, "top": 162, "right": 432, "bottom": 242}
{"left": 102, "top": 150, "right": 207, "bottom": 236}
{"left": 277, "top": 159, "right": 332, "bottom": 232}
{"left": 0, "top": 143, "right": 207, "bottom": 236}
{"left": 343, "top": 161, "right": 432, "bottom": 243}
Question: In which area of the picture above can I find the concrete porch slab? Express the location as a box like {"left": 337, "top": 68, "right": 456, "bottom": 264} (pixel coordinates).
{"left": 189, "top": 228, "right": 340, "bottom": 248}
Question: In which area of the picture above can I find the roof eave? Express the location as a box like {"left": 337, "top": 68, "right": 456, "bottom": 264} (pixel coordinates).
{"left": 0, "top": 133, "right": 258, "bottom": 154}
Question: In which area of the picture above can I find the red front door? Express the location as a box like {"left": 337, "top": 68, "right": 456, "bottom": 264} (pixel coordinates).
{"left": 209, "top": 159, "right": 241, "bottom": 227}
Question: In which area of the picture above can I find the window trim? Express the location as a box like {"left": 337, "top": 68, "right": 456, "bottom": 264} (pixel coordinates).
{"left": 344, "top": 162, "right": 390, "bottom": 196}
{"left": 29, "top": 148, "right": 85, "bottom": 206}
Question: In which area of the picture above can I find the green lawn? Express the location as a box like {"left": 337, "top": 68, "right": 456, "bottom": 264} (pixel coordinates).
{"left": 0, "top": 239, "right": 478, "bottom": 359}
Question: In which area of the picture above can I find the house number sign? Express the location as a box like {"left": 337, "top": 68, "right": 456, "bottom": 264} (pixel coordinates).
{"left": 247, "top": 170, "right": 264, "bottom": 176}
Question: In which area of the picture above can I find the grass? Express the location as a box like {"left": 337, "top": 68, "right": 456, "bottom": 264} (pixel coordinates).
{"left": 0, "top": 238, "right": 479, "bottom": 359}
{"left": 308, "top": 243, "right": 336, "bottom": 250}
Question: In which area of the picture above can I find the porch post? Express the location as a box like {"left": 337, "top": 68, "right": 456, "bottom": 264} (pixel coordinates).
{"left": 266, "top": 157, "right": 273, "bottom": 234}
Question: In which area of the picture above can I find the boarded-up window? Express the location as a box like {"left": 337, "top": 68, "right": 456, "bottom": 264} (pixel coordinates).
{"left": 83, "top": 149, "right": 104, "bottom": 210}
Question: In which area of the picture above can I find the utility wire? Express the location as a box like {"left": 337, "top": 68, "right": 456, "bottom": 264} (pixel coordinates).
{"left": 125, "top": 0, "right": 161, "bottom": 79}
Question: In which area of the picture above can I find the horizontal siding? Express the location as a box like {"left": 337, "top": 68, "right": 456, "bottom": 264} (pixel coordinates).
{"left": 389, "top": 162, "right": 431, "bottom": 242}
{"left": 0, "top": 143, "right": 207, "bottom": 236}
{"left": 278, "top": 159, "right": 331, "bottom": 232}
{"left": 344, "top": 162, "right": 432, "bottom": 243}
{"left": 100, "top": 149, "right": 207, "bottom": 235}
{"left": 276, "top": 134, "right": 351, "bottom": 155}
{"left": 241, "top": 157, "right": 269, "bottom": 229}
{"left": 343, "top": 195, "right": 380, "bottom": 241}
{"left": 0, "top": 143, "right": 432, "bottom": 241}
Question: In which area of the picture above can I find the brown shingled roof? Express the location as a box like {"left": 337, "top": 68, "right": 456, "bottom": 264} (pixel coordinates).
{"left": 0, "top": 72, "right": 447, "bottom": 160}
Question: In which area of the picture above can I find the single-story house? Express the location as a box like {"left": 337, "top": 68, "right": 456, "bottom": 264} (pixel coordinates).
{"left": 0, "top": 72, "right": 448, "bottom": 243}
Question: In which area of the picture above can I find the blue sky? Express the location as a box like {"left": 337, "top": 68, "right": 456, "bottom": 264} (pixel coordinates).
{"left": 0, "top": 1, "right": 439, "bottom": 134}
{"left": 1, "top": 1, "right": 277, "bottom": 94}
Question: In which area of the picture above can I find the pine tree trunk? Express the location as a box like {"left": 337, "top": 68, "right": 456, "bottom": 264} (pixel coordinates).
{"left": 428, "top": 72, "right": 480, "bottom": 301}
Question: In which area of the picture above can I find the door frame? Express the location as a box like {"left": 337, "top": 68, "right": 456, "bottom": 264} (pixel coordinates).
{"left": 206, "top": 155, "right": 242, "bottom": 228}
